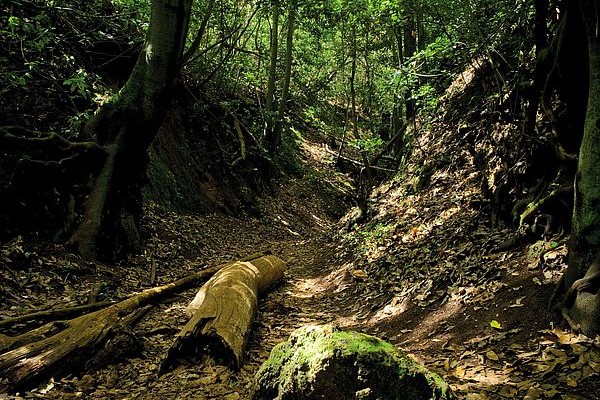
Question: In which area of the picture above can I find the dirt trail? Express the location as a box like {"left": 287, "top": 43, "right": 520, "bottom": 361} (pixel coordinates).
{"left": 0, "top": 135, "right": 354, "bottom": 399}
{"left": 130, "top": 138, "right": 353, "bottom": 399}
{"left": 4, "top": 130, "right": 600, "bottom": 399}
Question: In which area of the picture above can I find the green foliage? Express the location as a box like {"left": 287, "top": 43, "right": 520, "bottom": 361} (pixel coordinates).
{"left": 1, "top": 0, "right": 145, "bottom": 130}
{"left": 1, "top": 0, "right": 536, "bottom": 182}
{"left": 63, "top": 69, "right": 92, "bottom": 99}
{"left": 349, "top": 137, "right": 383, "bottom": 156}
{"left": 413, "top": 84, "right": 438, "bottom": 116}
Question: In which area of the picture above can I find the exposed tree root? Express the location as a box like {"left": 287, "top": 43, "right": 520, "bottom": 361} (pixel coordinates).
{"left": 517, "top": 185, "right": 572, "bottom": 227}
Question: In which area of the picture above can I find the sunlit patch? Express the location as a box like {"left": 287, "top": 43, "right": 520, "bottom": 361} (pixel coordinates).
{"left": 301, "top": 138, "right": 329, "bottom": 167}
{"left": 290, "top": 264, "right": 352, "bottom": 299}
{"left": 444, "top": 58, "right": 481, "bottom": 97}
{"left": 368, "top": 296, "right": 411, "bottom": 323}
{"left": 145, "top": 43, "right": 153, "bottom": 63}
{"left": 277, "top": 216, "right": 300, "bottom": 236}
{"left": 439, "top": 206, "right": 461, "bottom": 220}
{"left": 334, "top": 315, "right": 360, "bottom": 328}
{"left": 310, "top": 213, "right": 327, "bottom": 228}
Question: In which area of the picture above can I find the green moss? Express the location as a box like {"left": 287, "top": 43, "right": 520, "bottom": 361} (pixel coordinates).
{"left": 144, "top": 149, "right": 182, "bottom": 210}
{"left": 254, "top": 325, "right": 454, "bottom": 400}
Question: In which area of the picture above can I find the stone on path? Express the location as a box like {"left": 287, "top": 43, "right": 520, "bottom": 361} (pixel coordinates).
{"left": 254, "top": 324, "right": 454, "bottom": 400}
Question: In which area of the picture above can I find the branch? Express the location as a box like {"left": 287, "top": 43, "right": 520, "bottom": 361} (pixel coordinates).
{"left": 0, "top": 301, "right": 114, "bottom": 330}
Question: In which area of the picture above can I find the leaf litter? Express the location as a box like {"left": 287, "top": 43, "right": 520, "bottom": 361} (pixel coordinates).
{"left": 1, "top": 127, "right": 599, "bottom": 399}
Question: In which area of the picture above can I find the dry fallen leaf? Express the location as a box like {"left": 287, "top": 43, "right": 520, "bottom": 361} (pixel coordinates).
{"left": 486, "top": 350, "right": 499, "bottom": 361}
{"left": 523, "top": 386, "right": 543, "bottom": 400}
{"left": 350, "top": 269, "right": 368, "bottom": 280}
{"left": 455, "top": 366, "right": 466, "bottom": 378}
{"left": 498, "top": 385, "right": 517, "bottom": 397}
{"left": 466, "top": 393, "right": 490, "bottom": 400}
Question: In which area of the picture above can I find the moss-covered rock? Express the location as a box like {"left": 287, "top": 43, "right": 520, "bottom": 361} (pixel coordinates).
{"left": 254, "top": 325, "right": 454, "bottom": 400}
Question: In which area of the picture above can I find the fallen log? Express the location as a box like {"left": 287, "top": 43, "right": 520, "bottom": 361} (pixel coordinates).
{"left": 0, "top": 300, "right": 114, "bottom": 331}
{"left": 325, "top": 148, "right": 394, "bottom": 173}
{"left": 162, "top": 254, "right": 286, "bottom": 372}
{"left": 0, "top": 262, "right": 224, "bottom": 393}
{"left": 0, "top": 321, "right": 68, "bottom": 353}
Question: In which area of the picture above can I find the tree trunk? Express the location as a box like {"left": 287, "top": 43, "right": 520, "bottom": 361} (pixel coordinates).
{"left": 555, "top": 0, "right": 600, "bottom": 337}
{"left": 525, "top": 0, "right": 549, "bottom": 135}
{"left": 263, "top": 0, "right": 280, "bottom": 154}
{"left": 391, "top": 24, "right": 405, "bottom": 155}
{"left": 69, "top": 0, "right": 192, "bottom": 260}
{"left": 183, "top": 0, "right": 216, "bottom": 62}
{"left": 350, "top": 25, "right": 358, "bottom": 142}
{"left": 416, "top": 6, "right": 426, "bottom": 52}
{"left": 162, "top": 255, "right": 285, "bottom": 371}
{"left": 403, "top": 11, "right": 417, "bottom": 119}
{"left": 273, "top": 3, "right": 296, "bottom": 152}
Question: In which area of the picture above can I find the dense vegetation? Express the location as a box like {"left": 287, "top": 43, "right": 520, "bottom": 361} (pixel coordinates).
{"left": 2, "top": 0, "right": 600, "bottom": 397}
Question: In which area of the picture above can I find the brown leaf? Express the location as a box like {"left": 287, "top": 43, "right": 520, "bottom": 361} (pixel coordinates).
{"left": 498, "top": 385, "right": 517, "bottom": 398}
{"left": 486, "top": 350, "right": 499, "bottom": 361}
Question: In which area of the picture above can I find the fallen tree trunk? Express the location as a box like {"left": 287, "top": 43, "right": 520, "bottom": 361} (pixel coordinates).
{"left": 162, "top": 254, "right": 286, "bottom": 372}
{"left": 0, "top": 263, "right": 223, "bottom": 393}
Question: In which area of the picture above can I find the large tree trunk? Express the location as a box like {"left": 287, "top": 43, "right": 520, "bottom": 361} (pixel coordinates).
{"left": 162, "top": 255, "right": 285, "bottom": 371}
{"left": 69, "top": 0, "right": 192, "bottom": 260}
{"left": 554, "top": 0, "right": 600, "bottom": 337}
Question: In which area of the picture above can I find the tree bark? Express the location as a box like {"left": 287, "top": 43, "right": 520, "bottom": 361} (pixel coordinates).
{"left": 350, "top": 25, "right": 358, "bottom": 142}
{"left": 416, "top": 6, "right": 426, "bottom": 52}
{"left": 554, "top": 0, "right": 600, "bottom": 337}
{"left": 263, "top": 0, "right": 280, "bottom": 155}
{"left": 0, "top": 264, "right": 222, "bottom": 393}
{"left": 403, "top": 8, "right": 417, "bottom": 119}
{"left": 69, "top": 0, "right": 193, "bottom": 260}
{"left": 273, "top": 3, "right": 296, "bottom": 152}
{"left": 162, "top": 255, "right": 285, "bottom": 371}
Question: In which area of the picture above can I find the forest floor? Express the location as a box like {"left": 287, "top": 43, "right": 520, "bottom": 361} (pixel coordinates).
{"left": 2, "top": 127, "right": 600, "bottom": 400}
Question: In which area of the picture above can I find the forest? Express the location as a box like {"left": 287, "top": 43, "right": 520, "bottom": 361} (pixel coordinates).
{"left": 1, "top": 0, "right": 600, "bottom": 398}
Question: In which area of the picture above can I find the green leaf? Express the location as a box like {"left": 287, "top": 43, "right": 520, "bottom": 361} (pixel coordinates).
{"left": 490, "top": 320, "right": 502, "bottom": 330}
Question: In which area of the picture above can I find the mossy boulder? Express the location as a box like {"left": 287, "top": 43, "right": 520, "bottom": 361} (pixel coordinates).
{"left": 254, "top": 325, "right": 454, "bottom": 400}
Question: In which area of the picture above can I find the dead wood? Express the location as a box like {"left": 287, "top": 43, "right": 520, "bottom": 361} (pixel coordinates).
{"left": 325, "top": 148, "right": 394, "bottom": 173}
{"left": 0, "top": 300, "right": 114, "bottom": 331}
{"left": 0, "top": 321, "right": 67, "bottom": 353}
{"left": 0, "top": 263, "right": 223, "bottom": 393}
{"left": 161, "top": 254, "right": 286, "bottom": 372}
{"left": 368, "top": 126, "right": 405, "bottom": 167}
